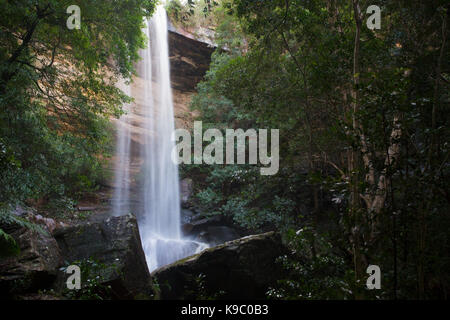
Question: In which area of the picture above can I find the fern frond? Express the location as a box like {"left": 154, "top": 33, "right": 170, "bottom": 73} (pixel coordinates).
{"left": 0, "top": 205, "right": 49, "bottom": 257}
{"left": 0, "top": 227, "right": 20, "bottom": 257}
{"left": 0, "top": 207, "right": 48, "bottom": 236}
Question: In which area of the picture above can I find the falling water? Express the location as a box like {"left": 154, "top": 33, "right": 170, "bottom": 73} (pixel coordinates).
{"left": 112, "top": 79, "right": 131, "bottom": 217}
{"left": 113, "top": 5, "right": 207, "bottom": 272}
{"left": 142, "top": 5, "right": 181, "bottom": 242}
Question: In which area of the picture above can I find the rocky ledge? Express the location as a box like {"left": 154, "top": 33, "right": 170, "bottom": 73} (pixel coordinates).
{"left": 152, "top": 232, "right": 287, "bottom": 300}
{"left": 168, "top": 19, "right": 215, "bottom": 93}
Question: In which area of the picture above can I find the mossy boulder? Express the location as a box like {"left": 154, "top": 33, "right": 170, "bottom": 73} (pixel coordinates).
{"left": 152, "top": 231, "right": 287, "bottom": 299}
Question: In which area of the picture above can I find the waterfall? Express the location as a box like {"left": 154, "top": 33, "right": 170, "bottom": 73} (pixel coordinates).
{"left": 113, "top": 5, "right": 207, "bottom": 272}
{"left": 142, "top": 5, "right": 181, "bottom": 242}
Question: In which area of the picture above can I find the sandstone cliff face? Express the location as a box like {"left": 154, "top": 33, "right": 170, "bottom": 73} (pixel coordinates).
{"left": 168, "top": 22, "right": 215, "bottom": 129}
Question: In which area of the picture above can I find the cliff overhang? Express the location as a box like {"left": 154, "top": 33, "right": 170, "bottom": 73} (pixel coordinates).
{"left": 168, "top": 20, "right": 216, "bottom": 92}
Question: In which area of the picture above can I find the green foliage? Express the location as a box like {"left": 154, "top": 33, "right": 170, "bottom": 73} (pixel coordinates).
{"left": 62, "top": 258, "right": 113, "bottom": 300}
{"left": 0, "top": 209, "right": 47, "bottom": 236}
{"left": 183, "top": 273, "right": 226, "bottom": 300}
{"left": 187, "top": 48, "right": 307, "bottom": 231}
{"left": 166, "top": 0, "right": 228, "bottom": 39}
{"left": 267, "top": 228, "right": 356, "bottom": 300}
{"left": 0, "top": 227, "right": 20, "bottom": 258}
{"left": 44, "top": 197, "right": 77, "bottom": 220}
{"left": 187, "top": 0, "right": 450, "bottom": 299}
{"left": 166, "top": 0, "right": 193, "bottom": 23}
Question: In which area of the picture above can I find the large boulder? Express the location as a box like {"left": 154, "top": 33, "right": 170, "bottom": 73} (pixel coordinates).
{"left": 53, "top": 214, "right": 155, "bottom": 299}
{"left": 0, "top": 219, "right": 62, "bottom": 299}
{"left": 152, "top": 232, "right": 287, "bottom": 300}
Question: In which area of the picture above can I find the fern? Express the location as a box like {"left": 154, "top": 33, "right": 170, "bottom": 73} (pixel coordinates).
{"left": 0, "top": 205, "right": 48, "bottom": 257}
{"left": 0, "top": 227, "right": 20, "bottom": 257}
{"left": 0, "top": 211, "right": 48, "bottom": 235}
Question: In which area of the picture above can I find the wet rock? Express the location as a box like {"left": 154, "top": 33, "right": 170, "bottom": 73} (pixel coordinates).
{"left": 182, "top": 214, "right": 242, "bottom": 245}
{"left": 203, "top": 226, "right": 241, "bottom": 246}
{"left": 152, "top": 232, "right": 287, "bottom": 300}
{"left": 191, "top": 216, "right": 222, "bottom": 230}
{"left": 182, "top": 215, "right": 222, "bottom": 238}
